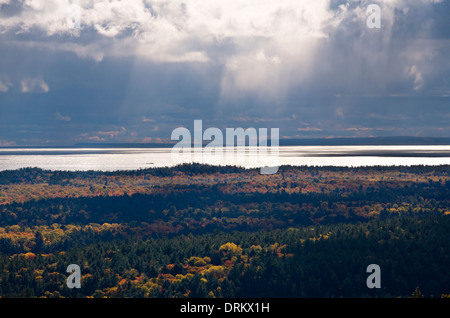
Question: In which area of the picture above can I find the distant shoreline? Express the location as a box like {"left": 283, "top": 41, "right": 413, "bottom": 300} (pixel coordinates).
{"left": 1, "top": 136, "right": 450, "bottom": 149}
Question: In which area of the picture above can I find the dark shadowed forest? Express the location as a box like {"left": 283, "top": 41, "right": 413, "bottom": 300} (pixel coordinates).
{"left": 0, "top": 164, "right": 449, "bottom": 298}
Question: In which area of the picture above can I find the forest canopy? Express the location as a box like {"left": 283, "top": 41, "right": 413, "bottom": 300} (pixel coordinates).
{"left": 0, "top": 164, "right": 449, "bottom": 298}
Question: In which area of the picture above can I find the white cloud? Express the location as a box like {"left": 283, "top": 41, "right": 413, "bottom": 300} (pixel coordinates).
{"left": 336, "top": 107, "right": 345, "bottom": 119}
{"left": 54, "top": 112, "right": 71, "bottom": 121}
{"left": 0, "top": 74, "right": 12, "bottom": 92}
{"left": 297, "top": 127, "right": 323, "bottom": 131}
{"left": 0, "top": 139, "right": 15, "bottom": 146}
{"left": 0, "top": 0, "right": 446, "bottom": 99}
{"left": 21, "top": 77, "right": 50, "bottom": 93}
{"left": 142, "top": 116, "right": 155, "bottom": 122}
{"left": 0, "top": 0, "right": 338, "bottom": 61}
{"left": 408, "top": 65, "right": 424, "bottom": 91}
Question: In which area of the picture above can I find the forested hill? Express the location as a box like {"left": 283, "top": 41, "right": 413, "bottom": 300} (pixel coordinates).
{"left": 0, "top": 164, "right": 449, "bottom": 298}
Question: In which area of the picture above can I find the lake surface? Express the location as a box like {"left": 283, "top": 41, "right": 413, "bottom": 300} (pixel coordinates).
{"left": 0, "top": 145, "right": 449, "bottom": 171}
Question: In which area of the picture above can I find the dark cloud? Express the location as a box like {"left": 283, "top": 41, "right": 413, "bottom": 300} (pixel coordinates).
{"left": 0, "top": 0, "right": 448, "bottom": 146}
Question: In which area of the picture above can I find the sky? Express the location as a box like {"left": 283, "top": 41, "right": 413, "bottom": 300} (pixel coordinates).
{"left": 0, "top": 0, "right": 449, "bottom": 146}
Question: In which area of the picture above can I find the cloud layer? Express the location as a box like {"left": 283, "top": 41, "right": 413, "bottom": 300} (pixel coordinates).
{"left": 0, "top": 0, "right": 449, "bottom": 145}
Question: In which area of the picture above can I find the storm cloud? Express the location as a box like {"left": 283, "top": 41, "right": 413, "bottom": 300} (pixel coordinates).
{"left": 0, "top": 0, "right": 449, "bottom": 145}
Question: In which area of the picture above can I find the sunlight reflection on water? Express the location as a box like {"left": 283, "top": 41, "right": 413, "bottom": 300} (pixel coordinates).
{"left": 0, "top": 146, "right": 449, "bottom": 171}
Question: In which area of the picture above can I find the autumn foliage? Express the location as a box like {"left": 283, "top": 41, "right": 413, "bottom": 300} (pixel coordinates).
{"left": 0, "top": 164, "right": 449, "bottom": 298}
